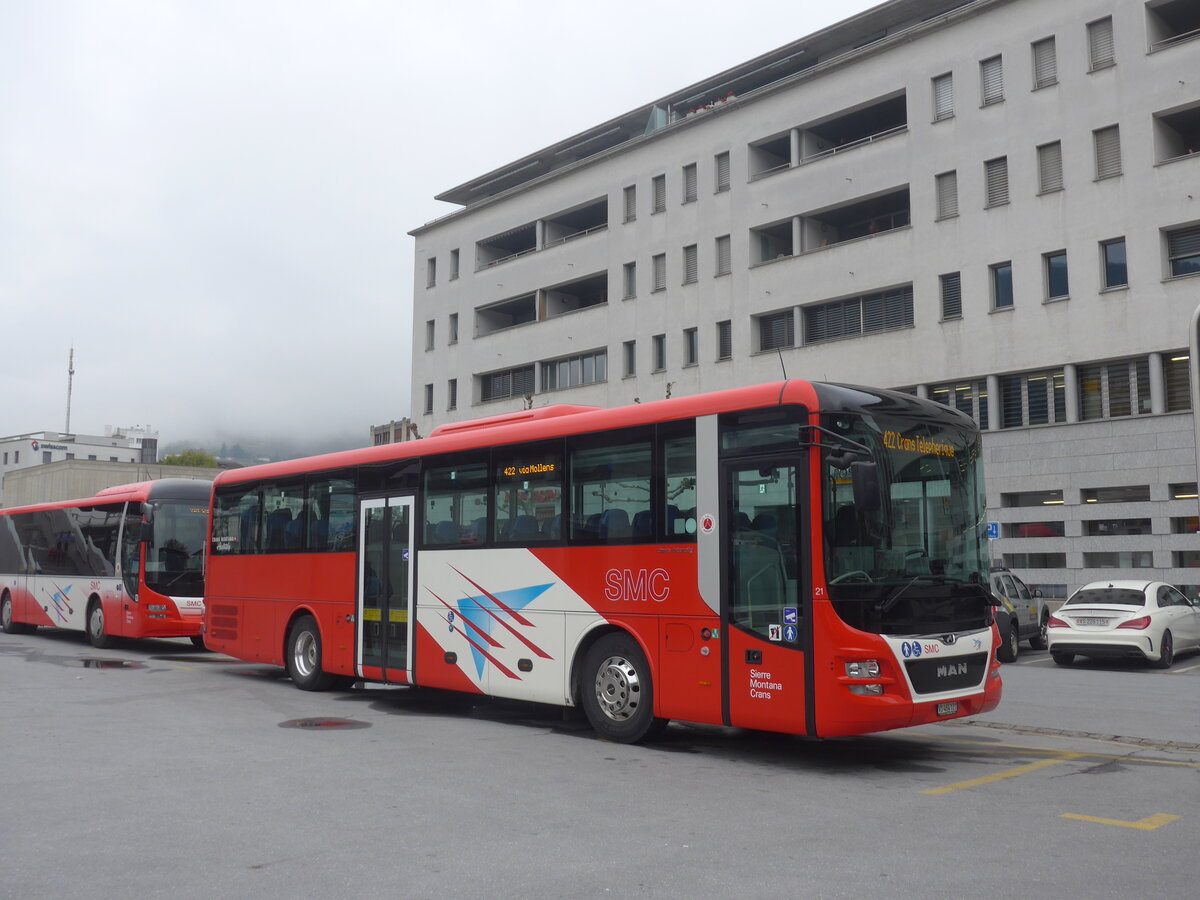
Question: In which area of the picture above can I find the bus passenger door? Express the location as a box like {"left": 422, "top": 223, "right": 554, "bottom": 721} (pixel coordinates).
{"left": 722, "top": 458, "right": 810, "bottom": 735}
{"left": 358, "top": 495, "right": 415, "bottom": 683}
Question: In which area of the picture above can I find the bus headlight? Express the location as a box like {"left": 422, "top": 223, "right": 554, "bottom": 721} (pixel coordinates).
{"left": 845, "top": 660, "right": 880, "bottom": 679}
{"left": 147, "top": 604, "right": 168, "bottom": 612}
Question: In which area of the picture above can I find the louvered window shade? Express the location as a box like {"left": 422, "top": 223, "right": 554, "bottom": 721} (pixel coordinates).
{"left": 715, "top": 235, "right": 731, "bottom": 275}
{"left": 715, "top": 152, "right": 731, "bottom": 191}
{"left": 682, "top": 245, "right": 698, "bottom": 284}
{"left": 623, "top": 185, "right": 636, "bottom": 222}
{"left": 717, "top": 320, "right": 732, "bottom": 360}
{"left": 932, "top": 73, "right": 954, "bottom": 120}
{"left": 1167, "top": 226, "right": 1200, "bottom": 276}
{"left": 1038, "top": 142, "right": 1063, "bottom": 192}
{"left": 759, "top": 312, "right": 795, "bottom": 351}
{"left": 940, "top": 273, "right": 962, "bottom": 319}
{"left": 652, "top": 253, "right": 666, "bottom": 291}
{"left": 804, "top": 287, "right": 914, "bottom": 344}
{"left": 652, "top": 175, "right": 666, "bottom": 212}
{"left": 1088, "top": 18, "right": 1115, "bottom": 70}
{"left": 936, "top": 171, "right": 958, "bottom": 218}
{"left": 683, "top": 164, "right": 697, "bottom": 202}
{"left": 1032, "top": 38, "right": 1057, "bottom": 89}
{"left": 981, "top": 56, "right": 1004, "bottom": 104}
{"left": 985, "top": 157, "right": 1009, "bottom": 206}
{"left": 1094, "top": 126, "right": 1121, "bottom": 179}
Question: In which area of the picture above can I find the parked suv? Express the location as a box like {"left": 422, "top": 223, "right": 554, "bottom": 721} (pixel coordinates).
{"left": 990, "top": 567, "right": 1048, "bottom": 662}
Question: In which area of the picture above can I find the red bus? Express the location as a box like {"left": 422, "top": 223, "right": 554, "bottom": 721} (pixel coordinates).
{"left": 203, "top": 382, "right": 1001, "bottom": 742}
{"left": 1, "top": 479, "right": 211, "bottom": 647}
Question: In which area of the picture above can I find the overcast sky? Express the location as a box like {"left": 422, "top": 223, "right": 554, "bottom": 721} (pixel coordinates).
{"left": 1, "top": 0, "right": 879, "bottom": 450}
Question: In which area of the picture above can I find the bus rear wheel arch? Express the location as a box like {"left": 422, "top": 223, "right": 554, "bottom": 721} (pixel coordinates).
{"left": 86, "top": 595, "right": 114, "bottom": 649}
{"left": 579, "top": 631, "right": 668, "bottom": 743}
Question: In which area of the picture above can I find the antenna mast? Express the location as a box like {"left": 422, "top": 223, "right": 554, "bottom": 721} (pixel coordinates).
{"left": 65, "top": 346, "right": 75, "bottom": 433}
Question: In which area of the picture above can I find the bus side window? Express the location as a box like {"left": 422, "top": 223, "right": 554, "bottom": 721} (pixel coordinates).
{"left": 212, "top": 488, "right": 260, "bottom": 555}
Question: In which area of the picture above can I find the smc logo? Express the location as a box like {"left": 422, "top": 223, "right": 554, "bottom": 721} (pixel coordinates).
{"left": 604, "top": 568, "right": 669, "bottom": 602}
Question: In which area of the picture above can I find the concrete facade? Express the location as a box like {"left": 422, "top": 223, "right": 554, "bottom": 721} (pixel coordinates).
{"left": 409, "top": 0, "right": 1200, "bottom": 598}
{"left": 0, "top": 428, "right": 159, "bottom": 507}
{"left": 1, "top": 460, "right": 217, "bottom": 509}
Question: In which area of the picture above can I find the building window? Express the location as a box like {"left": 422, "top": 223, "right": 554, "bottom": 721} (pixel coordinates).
{"left": 715, "top": 151, "right": 731, "bottom": 192}
{"left": 652, "top": 334, "right": 666, "bottom": 372}
{"left": 623, "top": 185, "right": 636, "bottom": 222}
{"left": 930, "top": 380, "right": 989, "bottom": 430}
{"left": 1079, "top": 358, "right": 1151, "bottom": 420}
{"left": 623, "top": 340, "right": 636, "bottom": 377}
{"left": 1094, "top": 125, "right": 1122, "bottom": 179}
{"left": 715, "top": 235, "right": 731, "bottom": 276}
{"left": 932, "top": 72, "right": 954, "bottom": 121}
{"left": 1088, "top": 17, "right": 1115, "bottom": 70}
{"left": 1000, "top": 369, "right": 1066, "bottom": 427}
{"left": 425, "top": 319, "right": 435, "bottom": 351}
{"left": 936, "top": 170, "right": 958, "bottom": 219}
{"left": 803, "top": 286, "right": 914, "bottom": 344}
{"left": 683, "top": 328, "right": 698, "bottom": 366}
{"left": 651, "top": 174, "right": 666, "bottom": 213}
{"left": 1083, "top": 518, "right": 1152, "bottom": 537}
{"left": 682, "top": 244, "right": 698, "bottom": 284}
{"left": 1101, "top": 238, "right": 1127, "bottom": 289}
{"left": 1002, "top": 489, "right": 1063, "bottom": 507}
{"left": 1044, "top": 250, "right": 1069, "bottom": 300}
{"left": 1083, "top": 485, "right": 1150, "bottom": 504}
{"left": 542, "top": 350, "right": 607, "bottom": 391}
{"left": 1031, "top": 37, "right": 1057, "bottom": 89}
{"left": 1166, "top": 224, "right": 1200, "bottom": 277}
{"left": 990, "top": 261, "right": 1014, "bottom": 309}
{"left": 423, "top": 384, "right": 434, "bottom": 415}
{"left": 449, "top": 249, "right": 460, "bottom": 281}
{"left": 980, "top": 55, "right": 1004, "bottom": 105}
{"left": 1083, "top": 551, "right": 1154, "bottom": 569}
{"left": 682, "top": 163, "right": 697, "bottom": 203}
{"left": 984, "top": 157, "right": 1009, "bottom": 207}
{"left": 757, "top": 310, "right": 795, "bottom": 351}
{"left": 940, "top": 272, "right": 962, "bottom": 319}
{"left": 1037, "top": 141, "right": 1063, "bottom": 193}
{"left": 652, "top": 253, "right": 667, "bottom": 292}
{"left": 716, "top": 320, "right": 732, "bottom": 361}
{"left": 623, "top": 262, "right": 637, "bottom": 299}
{"left": 1165, "top": 352, "right": 1193, "bottom": 411}
{"left": 448, "top": 378, "right": 457, "bottom": 411}
{"left": 480, "top": 365, "right": 535, "bottom": 403}
{"left": 426, "top": 257, "right": 437, "bottom": 288}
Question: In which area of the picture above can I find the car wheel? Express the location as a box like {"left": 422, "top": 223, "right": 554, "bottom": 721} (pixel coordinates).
{"left": 998, "top": 621, "right": 1019, "bottom": 663}
{"left": 286, "top": 615, "right": 337, "bottom": 691}
{"left": 86, "top": 600, "right": 114, "bottom": 649}
{"left": 1051, "top": 651, "right": 1074, "bottom": 666}
{"left": 580, "top": 633, "right": 668, "bottom": 743}
{"left": 1153, "top": 630, "right": 1174, "bottom": 669}
{"left": 1029, "top": 616, "right": 1048, "bottom": 651}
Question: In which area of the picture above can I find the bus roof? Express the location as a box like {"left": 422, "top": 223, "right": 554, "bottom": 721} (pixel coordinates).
{"left": 0, "top": 478, "right": 212, "bottom": 516}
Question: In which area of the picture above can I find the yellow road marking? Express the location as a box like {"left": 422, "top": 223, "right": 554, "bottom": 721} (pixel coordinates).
{"left": 921, "top": 753, "right": 1083, "bottom": 795}
{"left": 1060, "top": 813, "right": 1181, "bottom": 830}
{"left": 914, "top": 732, "right": 1200, "bottom": 766}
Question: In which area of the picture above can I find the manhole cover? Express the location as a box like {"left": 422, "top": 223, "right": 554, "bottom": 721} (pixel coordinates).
{"left": 66, "top": 659, "right": 147, "bottom": 670}
{"left": 278, "top": 717, "right": 371, "bottom": 730}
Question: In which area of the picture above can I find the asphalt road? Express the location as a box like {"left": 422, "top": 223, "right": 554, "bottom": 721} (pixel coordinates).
{"left": 1, "top": 631, "right": 1197, "bottom": 900}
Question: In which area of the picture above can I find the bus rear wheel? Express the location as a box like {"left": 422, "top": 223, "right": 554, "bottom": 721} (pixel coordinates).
{"left": 87, "top": 600, "right": 114, "bottom": 649}
{"left": 580, "top": 633, "right": 668, "bottom": 743}
{"left": 2, "top": 593, "right": 35, "bottom": 635}
{"left": 286, "top": 615, "right": 337, "bottom": 691}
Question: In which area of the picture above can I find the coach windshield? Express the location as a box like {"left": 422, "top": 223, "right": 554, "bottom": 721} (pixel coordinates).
{"left": 143, "top": 500, "right": 208, "bottom": 597}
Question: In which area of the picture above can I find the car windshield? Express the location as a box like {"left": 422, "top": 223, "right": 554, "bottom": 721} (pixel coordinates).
{"left": 821, "top": 407, "right": 991, "bottom": 636}
{"left": 144, "top": 500, "right": 208, "bottom": 597}
{"left": 1066, "top": 588, "right": 1145, "bottom": 607}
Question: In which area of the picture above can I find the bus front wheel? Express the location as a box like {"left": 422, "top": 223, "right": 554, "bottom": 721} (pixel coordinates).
{"left": 87, "top": 600, "right": 114, "bottom": 649}
{"left": 286, "top": 615, "right": 337, "bottom": 691}
{"left": 581, "top": 633, "right": 668, "bottom": 743}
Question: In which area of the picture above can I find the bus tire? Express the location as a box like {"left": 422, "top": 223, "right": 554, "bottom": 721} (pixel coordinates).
{"left": 190, "top": 635, "right": 208, "bottom": 650}
{"left": 286, "top": 615, "right": 337, "bottom": 691}
{"left": 86, "top": 599, "right": 114, "bottom": 649}
{"left": 2, "top": 592, "right": 35, "bottom": 635}
{"left": 580, "top": 633, "right": 668, "bottom": 743}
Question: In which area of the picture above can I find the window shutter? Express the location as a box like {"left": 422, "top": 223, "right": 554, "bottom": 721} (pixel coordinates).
{"left": 715, "top": 152, "right": 731, "bottom": 191}
{"left": 716, "top": 235, "right": 731, "bottom": 275}
{"left": 985, "top": 157, "right": 1009, "bottom": 206}
{"left": 653, "top": 253, "right": 666, "bottom": 291}
{"left": 717, "top": 320, "right": 732, "bottom": 360}
{"left": 932, "top": 73, "right": 954, "bottom": 120}
{"left": 941, "top": 272, "right": 962, "bottom": 319}
{"left": 1088, "top": 18, "right": 1115, "bottom": 70}
{"left": 1032, "top": 38, "right": 1057, "bottom": 89}
{"left": 1094, "top": 126, "right": 1121, "bottom": 179}
{"left": 623, "top": 185, "right": 636, "bottom": 221}
{"left": 652, "top": 175, "right": 666, "bottom": 212}
{"left": 760, "top": 312, "right": 794, "bottom": 350}
{"left": 1037, "top": 142, "right": 1063, "bottom": 192}
{"left": 936, "top": 171, "right": 958, "bottom": 218}
{"left": 981, "top": 56, "right": 1004, "bottom": 104}
{"left": 683, "top": 164, "right": 697, "bottom": 202}
{"left": 1168, "top": 226, "right": 1200, "bottom": 261}
{"left": 683, "top": 245, "right": 698, "bottom": 284}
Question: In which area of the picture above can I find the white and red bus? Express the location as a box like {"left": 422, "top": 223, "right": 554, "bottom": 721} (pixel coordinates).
{"left": 1, "top": 479, "right": 211, "bottom": 647}
{"left": 203, "top": 381, "right": 1001, "bottom": 741}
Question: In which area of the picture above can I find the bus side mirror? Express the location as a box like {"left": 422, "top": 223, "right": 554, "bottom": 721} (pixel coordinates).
{"left": 851, "top": 461, "right": 881, "bottom": 512}
{"left": 139, "top": 521, "right": 154, "bottom": 545}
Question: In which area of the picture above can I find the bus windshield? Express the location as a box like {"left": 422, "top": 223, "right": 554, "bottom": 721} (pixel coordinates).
{"left": 821, "top": 407, "right": 990, "bottom": 636}
{"left": 144, "top": 500, "right": 208, "bottom": 597}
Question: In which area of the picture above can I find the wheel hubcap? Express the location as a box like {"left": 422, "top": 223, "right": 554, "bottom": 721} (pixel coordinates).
{"left": 1, "top": 600, "right": 10, "bottom": 629}
{"left": 294, "top": 631, "right": 316, "bottom": 678}
{"left": 90, "top": 606, "right": 103, "bottom": 638}
{"left": 594, "top": 655, "right": 642, "bottom": 721}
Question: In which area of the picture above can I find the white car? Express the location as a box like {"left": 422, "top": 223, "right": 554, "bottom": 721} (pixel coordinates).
{"left": 1047, "top": 581, "right": 1200, "bottom": 668}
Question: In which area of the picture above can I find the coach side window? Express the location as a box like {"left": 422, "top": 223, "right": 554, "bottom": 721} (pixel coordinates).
{"left": 261, "top": 482, "right": 305, "bottom": 552}
{"left": 212, "top": 488, "right": 260, "bottom": 555}
{"left": 494, "top": 444, "right": 562, "bottom": 542}
{"left": 308, "top": 477, "right": 356, "bottom": 552}
{"left": 662, "top": 430, "right": 697, "bottom": 541}
{"left": 423, "top": 459, "right": 489, "bottom": 546}
{"left": 568, "top": 430, "right": 652, "bottom": 544}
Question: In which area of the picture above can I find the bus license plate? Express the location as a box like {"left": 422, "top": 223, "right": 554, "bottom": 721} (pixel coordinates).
{"left": 936, "top": 702, "right": 958, "bottom": 717}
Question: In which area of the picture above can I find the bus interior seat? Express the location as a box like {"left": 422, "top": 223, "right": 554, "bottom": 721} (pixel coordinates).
{"left": 753, "top": 512, "right": 778, "bottom": 540}
{"left": 266, "top": 508, "right": 293, "bottom": 550}
{"left": 468, "top": 517, "right": 487, "bottom": 543}
{"left": 632, "top": 510, "right": 653, "bottom": 538}
{"left": 508, "top": 515, "right": 541, "bottom": 542}
{"left": 546, "top": 514, "right": 562, "bottom": 539}
{"left": 599, "top": 508, "right": 630, "bottom": 541}
{"left": 433, "top": 520, "right": 459, "bottom": 544}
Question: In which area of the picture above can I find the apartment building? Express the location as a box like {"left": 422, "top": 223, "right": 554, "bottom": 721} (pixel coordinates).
{"left": 409, "top": 0, "right": 1200, "bottom": 599}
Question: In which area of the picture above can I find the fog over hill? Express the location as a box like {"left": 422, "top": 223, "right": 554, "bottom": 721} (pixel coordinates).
{"left": 160, "top": 431, "right": 365, "bottom": 467}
